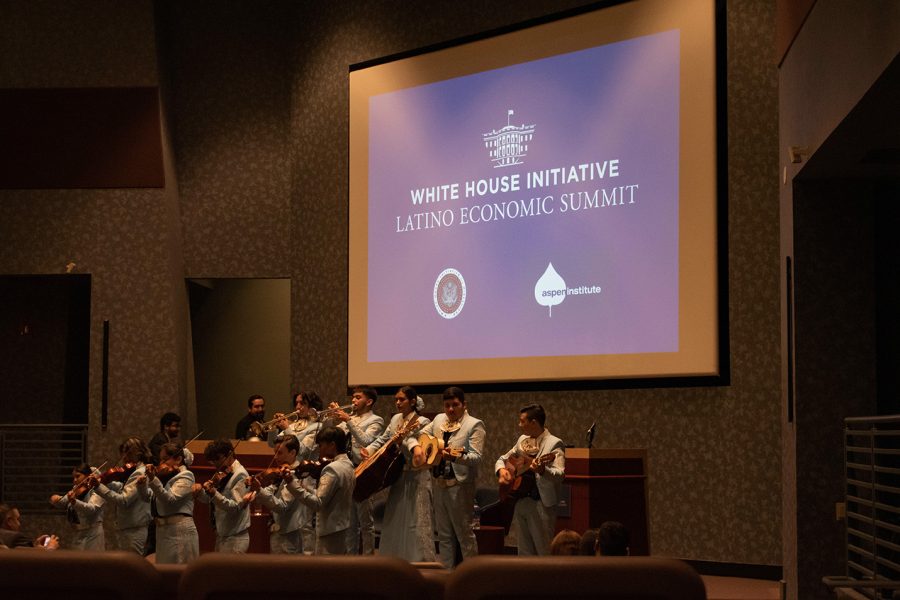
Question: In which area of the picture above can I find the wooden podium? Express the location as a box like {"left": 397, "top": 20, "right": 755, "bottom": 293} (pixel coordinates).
{"left": 556, "top": 448, "right": 650, "bottom": 555}
{"left": 186, "top": 439, "right": 275, "bottom": 554}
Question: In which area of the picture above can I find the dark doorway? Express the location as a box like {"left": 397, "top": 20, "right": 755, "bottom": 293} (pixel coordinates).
{"left": 188, "top": 278, "right": 290, "bottom": 439}
{"left": 0, "top": 275, "right": 91, "bottom": 424}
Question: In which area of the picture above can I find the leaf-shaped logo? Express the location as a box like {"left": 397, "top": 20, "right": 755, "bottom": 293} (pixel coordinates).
{"left": 534, "top": 262, "right": 567, "bottom": 317}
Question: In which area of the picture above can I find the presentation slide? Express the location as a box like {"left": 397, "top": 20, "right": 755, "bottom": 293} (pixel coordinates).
{"left": 369, "top": 30, "right": 678, "bottom": 361}
{"left": 349, "top": 0, "right": 720, "bottom": 386}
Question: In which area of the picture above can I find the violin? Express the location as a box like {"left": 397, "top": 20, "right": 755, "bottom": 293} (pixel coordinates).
{"left": 250, "top": 464, "right": 291, "bottom": 488}
{"left": 146, "top": 462, "right": 178, "bottom": 484}
{"left": 66, "top": 460, "right": 110, "bottom": 498}
{"left": 208, "top": 470, "right": 229, "bottom": 488}
{"left": 69, "top": 473, "right": 96, "bottom": 498}
{"left": 97, "top": 463, "right": 138, "bottom": 485}
{"left": 294, "top": 458, "right": 331, "bottom": 480}
{"left": 202, "top": 465, "right": 234, "bottom": 495}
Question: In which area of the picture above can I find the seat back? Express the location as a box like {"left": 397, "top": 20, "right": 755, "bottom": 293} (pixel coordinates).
{"left": 179, "top": 553, "right": 429, "bottom": 600}
{"left": 445, "top": 555, "right": 706, "bottom": 600}
{"left": 0, "top": 549, "right": 161, "bottom": 600}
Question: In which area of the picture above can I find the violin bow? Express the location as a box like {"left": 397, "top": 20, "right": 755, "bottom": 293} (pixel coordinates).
{"left": 66, "top": 460, "right": 109, "bottom": 495}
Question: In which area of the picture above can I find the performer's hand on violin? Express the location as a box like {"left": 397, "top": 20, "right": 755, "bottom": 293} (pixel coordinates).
{"left": 191, "top": 483, "right": 203, "bottom": 498}
{"left": 135, "top": 474, "right": 148, "bottom": 486}
{"left": 247, "top": 477, "right": 261, "bottom": 492}
{"left": 202, "top": 480, "right": 218, "bottom": 496}
{"left": 411, "top": 446, "right": 425, "bottom": 468}
{"left": 359, "top": 447, "right": 370, "bottom": 460}
{"left": 530, "top": 458, "right": 547, "bottom": 475}
{"left": 497, "top": 467, "right": 513, "bottom": 485}
{"left": 49, "top": 494, "right": 62, "bottom": 505}
{"left": 279, "top": 464, "right": 294, "bottom": 483}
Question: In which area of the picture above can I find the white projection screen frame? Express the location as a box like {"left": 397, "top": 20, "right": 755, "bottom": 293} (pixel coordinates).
{"left": 349, "top": 0, "right": 725, "bottom": 389}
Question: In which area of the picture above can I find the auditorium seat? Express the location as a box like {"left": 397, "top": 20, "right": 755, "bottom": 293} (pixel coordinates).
{"left": 413, "top": 562, "right": 451, "bottom": 600}
{"left": 444, "top": 555, "right": 707, "bottom": 600}
{"left": 0, "top": 549, "right": 161, "bottom": 600}
{"left": 155, "top": 562, "right": 187, "bottom": 597}
{"left": 178, "top": 553, "right": 430, "bottom": 600}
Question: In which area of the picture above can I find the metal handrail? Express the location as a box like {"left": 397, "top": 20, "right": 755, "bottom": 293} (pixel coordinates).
{"left": 0, "top": 424, "right": 88, "bottom": 514}
{"left": 828, "top": 415, "right": 900, "bottom": 598}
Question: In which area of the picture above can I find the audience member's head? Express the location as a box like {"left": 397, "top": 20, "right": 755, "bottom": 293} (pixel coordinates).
{"left": 0, "top": 503, "right": 58, "bottom": 549}
{"left": 550, "top": 529, "right": 581, "bottom": 555}
{"left": 597, "top": 520, "right": 630, "bottom": 556}
{"left": 0, "top": 503, "right": 20, "bottom": 531}
{"left": 579, "top": 528, "right": 600, "bottom": 555}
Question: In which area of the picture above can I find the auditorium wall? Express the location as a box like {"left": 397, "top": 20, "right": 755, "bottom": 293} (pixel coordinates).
{"left": 0, "top": 0, "right": 780, "bottom": 566}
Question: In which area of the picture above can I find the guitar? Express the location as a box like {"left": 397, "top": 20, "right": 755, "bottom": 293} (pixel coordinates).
{"left": 353, "top": 416, "right": 424, "bottom": 502}
{"left": 498, "top": 452, "right": 557, "bottom": 502}
{"left": 416, "top": 433, "right": 464, "bottom": 469}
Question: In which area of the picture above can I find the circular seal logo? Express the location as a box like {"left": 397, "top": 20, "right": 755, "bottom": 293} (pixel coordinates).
{"left": 434, "top": 268, "right": 466, "bottom": 319}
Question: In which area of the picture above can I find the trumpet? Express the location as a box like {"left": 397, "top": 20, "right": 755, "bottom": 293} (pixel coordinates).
{"left": 311, "top": 403, "right": 355, "bottom": 422}
{"left": 249, "top": 411, "right": 303, "bottom": 437}
{"left": 248, "top": 403, "right": 355, "bottom": 437}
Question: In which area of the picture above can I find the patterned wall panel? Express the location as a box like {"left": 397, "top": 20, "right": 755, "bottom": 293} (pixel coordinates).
{"left": 0, "top": 1, "right": 189, "bottom": 468}
{"left": 157, "top": 1, "right": 293, "bottom": 278}
{"left": 288, "top": 0, "right": 781, "bottom": 565}
{"left": 0, "top": 0, "right": 781, "bottom": 565}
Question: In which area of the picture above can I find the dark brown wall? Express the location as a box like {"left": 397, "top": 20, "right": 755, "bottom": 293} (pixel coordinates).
{"left": 779, "top": 2, "right": 900, "bottom": 597}
{"left": 0, "top": 0, "right": 781, "bottom": 565}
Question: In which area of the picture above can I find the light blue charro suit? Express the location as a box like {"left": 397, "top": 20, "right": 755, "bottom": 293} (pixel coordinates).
{"left": 494, "top": 430, "right": 565, "bottom": 555}
{"left": 415, "top": 411, "right": 485, "bottom": 568}
{"left": 94, "top": 463, "right": 151, "bottom": 554}
{"left": 195, "top": 459, "right": 251, "bottom": 553}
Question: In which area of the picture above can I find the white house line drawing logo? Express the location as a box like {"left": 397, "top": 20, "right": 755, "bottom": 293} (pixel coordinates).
{"left": 434, "top": 268, "right": 467, "bottom": 319}
{"left": 483, "top": 109, "right": 535, "bottom": 168}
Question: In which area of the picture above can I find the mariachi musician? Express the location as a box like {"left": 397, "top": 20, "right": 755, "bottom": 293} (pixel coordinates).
{"left": 248, "top": 434, "right": 306, "bottom": 554}
{"left": 49, "top": 463, "right": 106, "bottom": 551}
{"left": 328, "top": 385, "right": 384, "bottom": 554}
{"left": 410, "top": 386, "right": 484, "bottom": 569}
{"left": 194, "top": 438, "right": 253, "bottom": 553}
{"left": 273, "top": 391, "right": 324, "bottom": 553}
{"left": 137, "top": 442, "right": 199, "bottom": 564}
{"left": 90, "top": 437, "right": 152, "bottom": 554}
{"left": 495, "top": 404, "right": 565, "bottom": 556}
{"left": 286, "top": 426, "right": 355, "bottom": 555}
{"left": 362, "top": 385, "right": 434, "bottom": 562}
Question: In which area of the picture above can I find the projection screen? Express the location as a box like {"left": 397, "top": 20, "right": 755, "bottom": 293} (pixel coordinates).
{"left": 348, "top": 0, "right": 724, "bottom": 387}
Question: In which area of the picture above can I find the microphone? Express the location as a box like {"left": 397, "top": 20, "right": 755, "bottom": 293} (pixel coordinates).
{"left": 586, "top": 421, "right": 596, "bottom": 448}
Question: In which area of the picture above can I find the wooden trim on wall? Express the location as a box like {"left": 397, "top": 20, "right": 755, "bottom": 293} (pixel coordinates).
{"left": 0, "top": 87, "right": 164, "bottom": 189}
